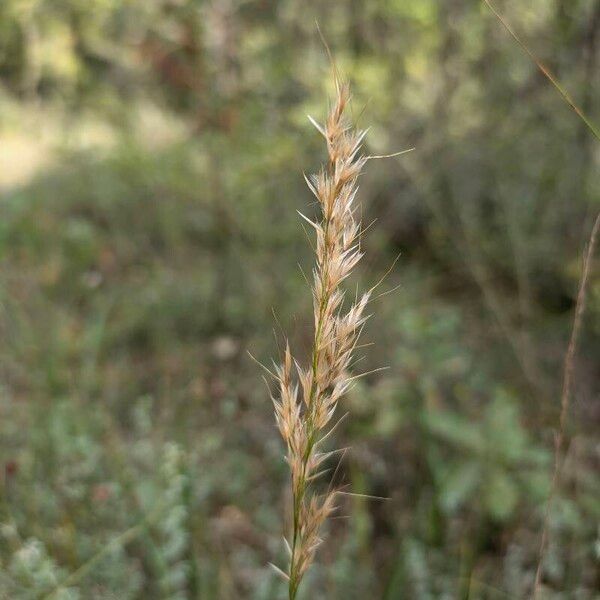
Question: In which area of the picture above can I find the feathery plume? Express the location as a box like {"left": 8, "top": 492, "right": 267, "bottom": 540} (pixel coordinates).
{"left": 271, "top": 76, "right": 371, "bottom": 599}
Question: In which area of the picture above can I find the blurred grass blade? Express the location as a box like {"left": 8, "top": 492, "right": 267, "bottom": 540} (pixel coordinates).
{"left": 483, "top": 0, "right": 600, "bottom": 141}
{"left": 43, "top": 500, "right": 167, "bottom": 599}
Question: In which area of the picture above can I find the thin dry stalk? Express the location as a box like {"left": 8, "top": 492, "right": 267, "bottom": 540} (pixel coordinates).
{"left": 482, "top": 4, "right": 600, "bottom": 594}
{"left": 271, "top": 77, "right": 371, "bottom": 599}
{"left": 482, "top": 0, "right": 600, "bottom": 142}
{"left": 533, "top": 212, "right": 600, "bottom": 598}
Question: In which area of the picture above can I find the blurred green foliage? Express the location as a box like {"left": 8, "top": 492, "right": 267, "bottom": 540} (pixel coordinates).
{"left": 0, "top": 0, "right": 599, "bottom": 598}
{"left": 427, "top": 391, "right": 550, "bottom": 521}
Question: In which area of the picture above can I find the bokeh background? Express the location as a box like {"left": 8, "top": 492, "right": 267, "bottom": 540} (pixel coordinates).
{"left": 0, "top": 0, "right": 599, "bottom": 598}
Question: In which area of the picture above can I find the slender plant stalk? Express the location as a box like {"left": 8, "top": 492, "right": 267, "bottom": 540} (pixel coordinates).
{"left": 482, "top": 3, "right": 600, "bottom": 595}
{"left": 482, "top": 0, "right": 600, "bottom": 142}
{"left": 533, "top": 212, "right": 600, "bottom": 598}
{"left": 271, "top": 76, "right": 371, "bottom": 599}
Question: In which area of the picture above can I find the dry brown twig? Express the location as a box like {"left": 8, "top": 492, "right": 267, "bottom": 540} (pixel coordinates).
{"left": 481, "top": 2, "right": 600, "bottom": 596}
{"left": 533, "top": 213, "right": 600, "bottom": 597}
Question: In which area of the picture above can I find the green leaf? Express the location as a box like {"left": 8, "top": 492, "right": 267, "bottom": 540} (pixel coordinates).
{"left": 440, "top": 461, "right": 481, "bottom": 513}
{"left": 426, "top": 411, "right": 484, "bottom": 452}
{"left": 485, "top": 394, "right": 526, "bottom": 460}
{"left": 522, "top": 447, "right": 551, "bottom": 467}
{"left": 520, "top": 470, "right": 550, "bottom": 501}
{"left": 484, "top": 470, "right": 519, "bottom": 521}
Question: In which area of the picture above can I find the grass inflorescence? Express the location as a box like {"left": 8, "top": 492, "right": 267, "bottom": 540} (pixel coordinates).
{"left": 270, "top": 76, "right": 372, "bottom": 599}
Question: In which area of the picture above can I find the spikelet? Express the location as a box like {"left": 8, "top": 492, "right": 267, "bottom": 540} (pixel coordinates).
{"left": 271, "top": 77, "right": 371, "bottom": 599}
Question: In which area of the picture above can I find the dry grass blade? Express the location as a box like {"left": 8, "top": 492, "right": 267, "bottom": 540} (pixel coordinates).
{"left": 482, "top": 0, "right": 600, "bottom": 141}
{"left": 533, "top": 212, "right": 600, "bottom": 598}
